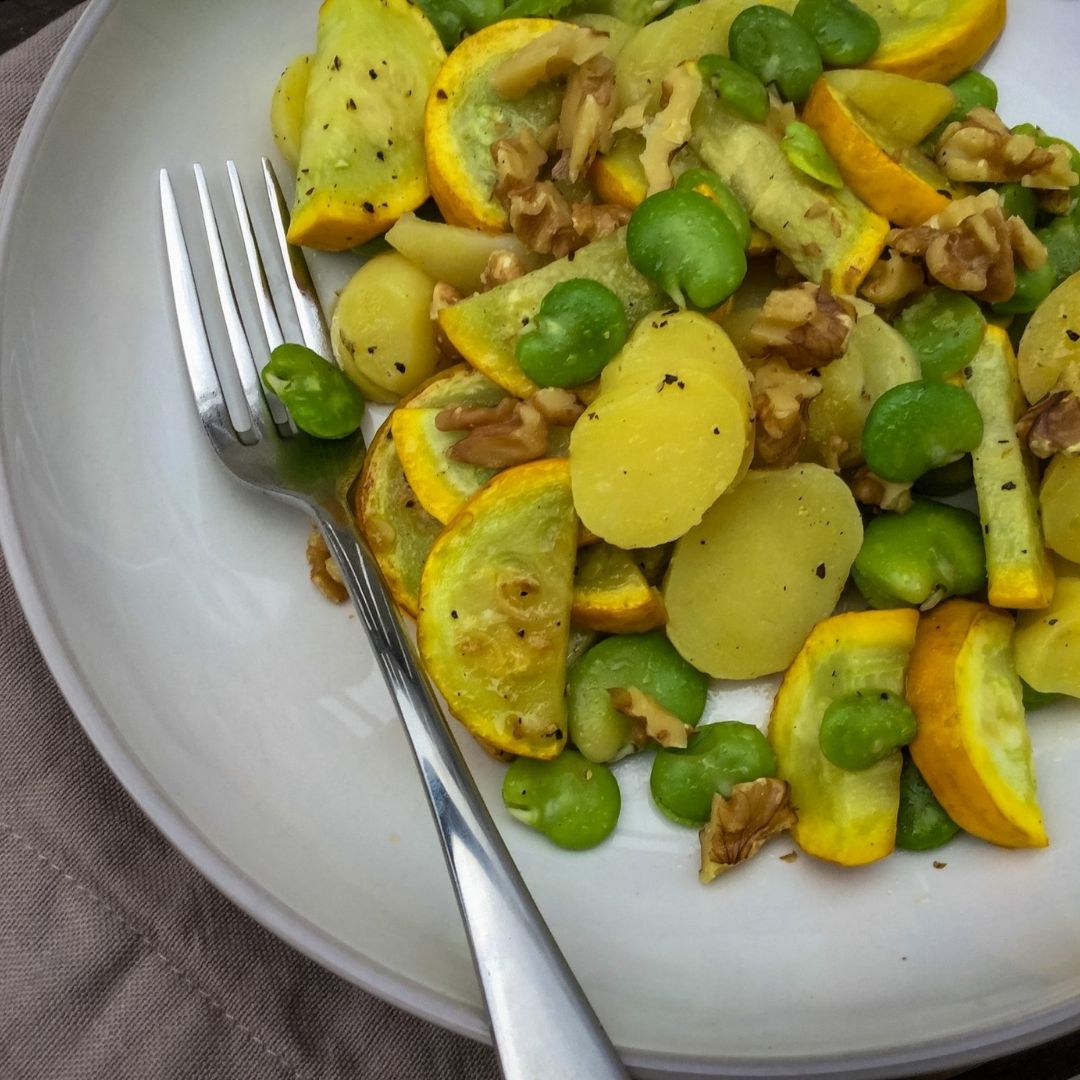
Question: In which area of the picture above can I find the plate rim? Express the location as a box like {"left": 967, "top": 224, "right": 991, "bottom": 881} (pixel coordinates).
{"left": 0, "top": 3, "right": 1079, "bottom": 1076}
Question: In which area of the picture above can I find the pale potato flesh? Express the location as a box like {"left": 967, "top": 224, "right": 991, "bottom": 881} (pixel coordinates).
{"left": 1040, "top": 454, "right": 1080, "bottom": 564}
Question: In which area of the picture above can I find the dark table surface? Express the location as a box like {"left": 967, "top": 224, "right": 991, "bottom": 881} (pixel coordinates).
{"left": 1, "top": 2, "right": 1078, "bottom": 1078}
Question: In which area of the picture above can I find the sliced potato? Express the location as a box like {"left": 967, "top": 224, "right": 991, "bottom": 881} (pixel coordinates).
{"left": 1017, "top": 269, "right": 1080, "bottom": 405}
{"left": 1041, "top": 454, "right": 1080, "bottom": 564}
{"left": 417, "top": 459, "right": 577, "bottom": 758}
{"left": 385, "top": 213, "right": 543, "bottom": 296}
{"left": 270, "top": 53, "right": 311, "bottom": 169}
{"left": 1015, "top": 556, "right": 1080, "bottom": 699}
{"left": 332, "top": 252, "right": 441, "bottom": 404}
{"left": 572, "top": 543, "right": 667, "bottom": 633}
{"left": 770, "top": 609, "right": 918, "bottom": 866}
{"left": 664, "top": 465, "right": 863, "bottom": 679}
{"left": 439, "top": 229, "right": 667, "bottom": 397}
{"left": 570, "top": 373, "right": 749, "bottom": 548}
{"left": 908, "top": 599, "right": 1047, "bottom": 848}
{"left": 288, "top": 0, "right": 444, "bottom": 250}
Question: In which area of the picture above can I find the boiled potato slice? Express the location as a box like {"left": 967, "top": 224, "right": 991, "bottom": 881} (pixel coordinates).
{"left": 1041, "top": 454, "right": 1080, "bottom": 564}
{"left": 418, "top": 459, "right": 577, "bottom": 758}
{"left": 908, "top": 599, "right": 1047, "bottom": 848}
{"left": 664, "top": 465, "right": 863, "bottom": 679}
{"left": 385, "top": 213, "right": 543, "bottom": 296}
{"left": 288, "top": 0, "right": 444, "bottom": 250}
{"left": 1017, "top": 269, "right": 1080, "bottom": 406}
{"left": 331, "top": 252, "right": 441, "bottom": 404}
{"left": 570, "top": 373, "right": 749, "bottom": 548}
{"left": 1015, "top": 557, "right": 1080, "bottom": 700}
{"left": 270, "top": 53, "right": 310, "bottom": 169}
{"left": 770, "top": 609, "right": 918, "bottom": 866}
{"left": 571, "top": 543, "right": 667, "bottom": 633}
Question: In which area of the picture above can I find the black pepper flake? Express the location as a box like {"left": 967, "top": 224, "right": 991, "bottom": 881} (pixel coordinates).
{"left": 553, "top": 728, "right": 564, "bottom": 740}
{"left": 367, "top": 346, "right": 377, "bottom": 354}
{"left": 814, "top": 563, "right": 827, "bottom": 579}
{"left": 933, "top": 861, "right": 947, "bottom": 869}
{"left": 1001, "top": 481, "right": 1016, "bottom": 491}
{"left": 369, "top": 68, "right": 378, "bottom": 79}
{"left": 333, "top": 55, "right": 341, "bottom": 69}
{"left": 567, "top": 250, "right": 576, "bottom": 262}
{"left": 963, "top": 366, "right": 974, "bottom": 379}
{"left": 521, "top": 317, "right": 530, "bottom": 327}
{"left": 984, "top": 524, "right": 990, "bottom": 534}
{"left": 323, "top": 123, "right": 330, "bottom": 130}
{"left": 305, "top": 187, "right": 314, "bottom": 196}
{"left": 362, "top": 201, "right": 375, "bottom": 213}
{"left": 300, "top": 167, "right": 309, "bottom": 174}
{"left": 677, "top": 380, "right": 685, "bottom": 389}
{"left": 394, "top": 361, "right": 406, "bottom": 373}
{"left": 516, "top": 629, "right": 525, "bottom": 638}
{"left": 376, "top": 150, "right": 385, "bottom": 161}
{"left": 586, "top": 411, "right": 598, "bottom": 420}
{"left": 346, "top": 98, "right": 357, "bottom": 110}
{"left": 662, "top": 373, "right": 678, "bottom": 385}
{"left": 1067, "top": 329, "right": 1079, "bottom": 342}
{"left": 436, "top": 89, "right": 448, "bottom": 100}
{"left": 713, "top": 426, "right": 720, "bottom": 434}
{"left": 450, "top": 610, "right": 458, "bottom": 619}
{"left": 1050, "top": 618, "right": 1059, "bottom": 626}
{"left": 404, "top": 499, "right": 415, "bottom": 508}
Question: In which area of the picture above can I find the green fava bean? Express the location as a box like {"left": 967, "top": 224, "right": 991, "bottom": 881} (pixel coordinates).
{"left": 922, "top": 71, "right": 998, "bottom": 149}
{"left": 675, "top": 168, "right": 752, "bottom": 247}
{"left": 502, "top": 750, "right": 620, "bottom": 850}
{"left": 895, "top": 754, "right": 959, "bottom": 851}
{"left": 1040, "top": 213, "right": 1080, "bottom": 284}
{"left": 568, "top": 630, "right": 709, "bottom": 763}
{"left": 862, "top": 380, "right": 984, "bottom": 483}
{"left": 697, "top": 54, "right": 769, "bottom": 123}
{"left": 626, "top": 188, "right": 747, "bottom": 310}
{"left": 819, "top": 689, "right": 916, "bottom": 771}
{"left": 261, "top": 343, "right": 365, "bottom": 439}
{"left": 792, "top": 0, "right": 880, "bottom": 66}
{"left": 991, "top": 260, "right": 1058, "bottom": 316}
{"left": 1021, "top": 679, "right": 1064, "bottom": 711}
{"left": 516, "top": 278, "right": 628, "bottom": 388}
{"left": 728, "top": 5, "right": 823, "bottom": 105}
{"left": 893, "top": 287, "right": 985, "bottom": 381}
{"left": 852, "top": 498, "right": 986, "bottom": 609}
{"left": 650, "top": 722, "right": 776, "bottom": 826}
{"left": 781, "top": 121, "right": 843, "bottom": 189}
{"left": 997, "top": 183, "right": 1038, "bottom": 229}
{"left": 912, "top": 454, "right": 973, "bottom": 497}
{"left": 1012, "top": 123, "right": 1080, "bottom": 179}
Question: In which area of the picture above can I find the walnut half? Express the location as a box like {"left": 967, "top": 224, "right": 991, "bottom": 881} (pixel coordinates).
{"left": 1016, "top": 390, "right": 1080, "bottom": 458}
{"left": 608, "top": 686, "right": 689, "bottom": 749}
{"left": 745, "top": 282, "right": 856, "bottom": 371}
{"left": 699, "top": 778, "right": 798, "bottom": 883}
{"left": 751, "top": 359, "right": 822, "bottom": 468}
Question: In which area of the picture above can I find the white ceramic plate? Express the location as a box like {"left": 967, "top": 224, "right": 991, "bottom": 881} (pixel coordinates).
{"left": 2, "top": 2, "right": 1080, "bottom": 1076}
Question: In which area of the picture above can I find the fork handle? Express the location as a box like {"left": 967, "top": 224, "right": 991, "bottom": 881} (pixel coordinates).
{"left": 317, "top": 515, "right": 629, "bottom": 1080}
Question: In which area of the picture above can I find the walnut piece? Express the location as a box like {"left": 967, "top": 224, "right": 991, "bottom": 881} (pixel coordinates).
{"left": 306, "top": 528, "right": 347, "bottom": 604}
{"left": 751, "top": 359, "right": 822, "bottom": 468}
{"left": 430, "top": 282, "right": 463, "bottom": 361}
{"left": 746, "top": 282, "right": 856, "bottom": 370}
{"left": 889, "top": 190, "right": 1047, "bottom": 303}
{"left": 849, "top": 466, "right": 913, "bottom": 513}
{"left": 553, "top": 55, "right": 618, "bottom": 183}
{"left": 435, "top": 397, "right": 516, "bottom": 432}
{"left": 491, "top": 26, "right": 609, "bottom": 99}
{"left": 608, "top": 686, "right": 689, "bottom": 749}
{"left": 1016, "top": 391, "right": 1080, "bottom": 458}
{"left": 529, "top": 387, "right": 585, "bottom": 426}
{"left": 569, "top": 201, "right": 631, "bottom": 244}
{"left": 699, "top": 778, "right": 797, "bottom": 883}
{"left": 480, "top": 249, "right": 528, "bottom": 290}
{"left": 859, "top": 251, "right": 924, "bottom": 307}
{"left": 507, "top": 181, "right": 582, "bottom": 258}
{"left": 447, "top": 400, "right": 550, "bottom": 468}
{"left": 936, "top": 108, "right": 1080, "bottom": 190}
{"left": 492, "top": 128, "right": 553, "bottom": 207}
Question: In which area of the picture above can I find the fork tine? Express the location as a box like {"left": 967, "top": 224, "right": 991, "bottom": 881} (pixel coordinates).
{"left": 225, "top": 161, "right": 293, "bottom": 433}
{"left": 193, "top": 163, "right": 267, "bottom": 441}
{"left": 261, "top": 157, "right": 335, "bottom": 361}
{"left": 159, "top": 168, "right": 244, "bottom": 443}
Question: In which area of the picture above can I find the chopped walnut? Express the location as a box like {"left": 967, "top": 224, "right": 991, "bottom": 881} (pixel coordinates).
{"left": 490, "top": 25, "right": 609, "bottom": 99}
{"left": 888, "top": 190, "right": 1046, "bottom": 303}
{"left": 553, "top": 55, "right": 617, "bottom": 183}
{"left": 1016, "top": 391, "right": 1080, "bottom": 458}
{"left": 306, "top": 528, "right": 347, "bottom": 604}
{"left": 435, "top": 397, "right": 516, "bottom": 432}
{"left": 764, "top": 90, "right": 797, "bottom": 141}
{"left": 1038, "top": 188, "right": 1075, "bottom": 217}
{"left": 447, "top": 400, "right": 550, "bottom": 468}
{"left": 859, "top": 251, "right": 925, "bottom": 307}
{"left": 936, "top": 108, "right": 1079, "bottom": 190}
{"left": 699, "top": 778, "right": 797, "bottom": 883}
{"left": 569, "top": 201, "right": 631, "bottom": 244}
{"left": 480, "top": 249, "right": 528, "bottom": 290}
{"left": 751, "top": 359, "right": 822, "bottom": 468}
{"left": 849, "top": 466, "right": 913, "bottom": 513}
{"left": 608, "top": 686, "right": 690, "bottom": 749}
{"left": 507, "top": 181, "right": 582, "bottom": 258}
{"left": 745, "top": 282, "right": 856, "bottom": 370}
{"left": 430, "top": 282, "right": 463, "bottom": 361}
{"left": 492, "top": 128, "right": 553, "bottom": 206}
{"left": 529, "top": 387, "right": 584, "bottom": 426}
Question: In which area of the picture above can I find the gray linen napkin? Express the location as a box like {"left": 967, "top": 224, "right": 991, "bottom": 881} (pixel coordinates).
{"left": 0, "top": 10, "right": 498, "bottom": 1079}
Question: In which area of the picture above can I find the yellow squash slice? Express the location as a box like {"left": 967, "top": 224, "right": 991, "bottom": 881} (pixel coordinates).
{"left": 287, "top": 0, "right": 445, "bottom": 250}
{"left": 1017, "top": 269, "right": 1080, "bottom": 406}
{"left": 571, "top": 543, "right": 667, "bottom": 633}
{"left": 270, "top": 53, "right": 311, "bottom": 169}
{"left": 964, "top": 326, "right": 1056, "bottom": 609}
{"left": 802, "top": 71, "right": 961, "bottom": 228}
{"left": 418, "top": 459, "right": 577, "bottom": 758}
{"left": 907, "top": 599, "right": 1048, "bottom": 849}
{"left": 439, "top": 229, "right": 668, "bottom": 397}
{"left": 770, "top": 609, "right": 919, "bottom": 867}
{"left": 424, "top": 19, "right": 566, "bottom": 231}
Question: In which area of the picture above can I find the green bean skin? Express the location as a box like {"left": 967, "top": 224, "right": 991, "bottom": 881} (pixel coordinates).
{"left": 260, "top": 343, "right": 365, "bottom": 439}
{"left": 675, "top": 167, "right": 752, "bottom": 247}
{"left": 781, "top": 121, "right": 843, "bottom": 188}
{"left": 893, "top": 288, "right": 985, "bottom": 382}
{"left": 895, "top": 754, "right": 960, "bottom": 851}
{"left": 792, "top": 0, "right": 880, "bottom": 66}
{"left": 728, "top": 6, "right": 823, "bottom": 105}
{"left": 818, "top": 690, "right": 916, "bottom": 772}
{"left": 697, "top": 54, "right": 769, "bottom": 123}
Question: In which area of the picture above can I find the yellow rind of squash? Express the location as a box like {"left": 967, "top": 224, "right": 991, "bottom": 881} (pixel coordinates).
{"left": 965, "top": 326, "right": 1056, "bottom": 610}
{"left": 907, "top": 599, "right": 1048, "bottom": 849}
{"left": 769, "top": 609, "right": 919, "bottom": 867}
{"left": 417, "top": 459, "right": 577, "bottom": 759}
{"left": 571, "top": 543, "right": 667, "bottom": 633}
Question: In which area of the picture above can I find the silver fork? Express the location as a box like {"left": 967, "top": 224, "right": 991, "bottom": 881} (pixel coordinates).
{"left": 158, "top": 160, "right": 628, "bottom": 1080}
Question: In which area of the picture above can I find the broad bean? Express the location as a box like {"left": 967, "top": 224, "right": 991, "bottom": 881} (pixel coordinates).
{"left": 728, "top": 5, "right": 822, "bottom": 105}
{"left": 791, "top": 0, "right": 880, "bottom": 66}
{"left": 818, "top": 690, "right": 916, "bottom": 771}
{"left": 260, "top": 343, "right": 365, "bottom": 439}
